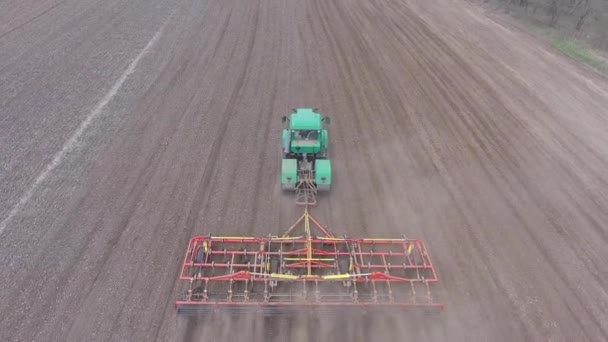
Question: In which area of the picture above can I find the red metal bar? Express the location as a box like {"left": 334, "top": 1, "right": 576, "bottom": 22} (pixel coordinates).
{"left": 183, "top": 276, "right": 437, "bottom": 283}
{"left": 190, "top": 236, "right": 427, "bottom": 245}
{"left": 203, "top": 250, "right": 414, "bottom": 257}
{"left": 176, "top": 301, "right": 445, "bottom": 310}
{"left": 187, "top": 263, "right": 433, "bottom": 270}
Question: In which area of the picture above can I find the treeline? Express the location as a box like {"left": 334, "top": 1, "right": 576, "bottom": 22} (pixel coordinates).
{"left": 494, "top": 0, "right": 608, "bottom": 49}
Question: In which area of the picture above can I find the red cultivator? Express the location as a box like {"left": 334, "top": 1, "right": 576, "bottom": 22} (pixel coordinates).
{"left": 175, "top": 209, "right": 442, "bottom": 316}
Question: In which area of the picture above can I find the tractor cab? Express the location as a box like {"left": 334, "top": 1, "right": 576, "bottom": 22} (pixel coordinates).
{"left": 282, "top": 108, "right": 329, "bottom": 156}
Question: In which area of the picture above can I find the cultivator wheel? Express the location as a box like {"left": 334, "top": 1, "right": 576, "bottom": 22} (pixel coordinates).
{"left": 175, "top": 209, "right": 443, "bottom": 316}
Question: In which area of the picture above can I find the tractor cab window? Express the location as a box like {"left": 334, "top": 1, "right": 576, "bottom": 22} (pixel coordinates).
{"left": 294, "top": 130, "right": 318, "bottom": 140}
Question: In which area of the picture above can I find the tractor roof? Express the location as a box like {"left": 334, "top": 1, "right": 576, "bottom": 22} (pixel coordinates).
{"left": 290, "top": 108, "right": 322, "bottom": 130}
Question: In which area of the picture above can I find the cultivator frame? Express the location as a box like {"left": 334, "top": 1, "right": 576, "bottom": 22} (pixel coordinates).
{"left": 175, "top": 209, "right": 442, "bottom": 316}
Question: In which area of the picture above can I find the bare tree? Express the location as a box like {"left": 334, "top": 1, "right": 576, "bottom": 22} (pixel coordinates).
{"left": 569, "top": 0, "right": 589, "bottom": 14}
{"left": 576, "top": 8, "right": 592, "bottom": 30}
{"left": 548, "top": 0, "right": 560, "bottom": 26}
{"left": 510, "top": 0, "right": 528, "bottom": 7}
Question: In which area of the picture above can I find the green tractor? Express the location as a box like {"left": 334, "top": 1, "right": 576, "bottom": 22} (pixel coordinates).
{"left": 281, "top": 108, "right": 331, "bottom": 203}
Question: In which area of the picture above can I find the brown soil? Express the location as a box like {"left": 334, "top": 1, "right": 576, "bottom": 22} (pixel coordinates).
{"left": 1, "top": 0, "right": 607, "bottom": 341}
